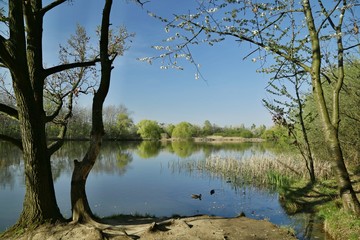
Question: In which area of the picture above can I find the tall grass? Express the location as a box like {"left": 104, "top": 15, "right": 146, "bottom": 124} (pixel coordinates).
{"left": 206, "top": 154, "right": 332, "bottom": 183}
{"left": 170, "top": 154, "right": 334, "bottom": 188}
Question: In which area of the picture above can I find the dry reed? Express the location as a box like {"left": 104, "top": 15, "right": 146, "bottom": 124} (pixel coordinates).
{"left": 203, "top": 154, "right": 334, "bottom": 185}
{"left": 169, "top": 154, "right": 334, "bottom": 188}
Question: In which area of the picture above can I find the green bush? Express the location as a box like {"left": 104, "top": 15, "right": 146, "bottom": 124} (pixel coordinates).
{"left": 172, "top": 122, "right": 194, "bottom": 139}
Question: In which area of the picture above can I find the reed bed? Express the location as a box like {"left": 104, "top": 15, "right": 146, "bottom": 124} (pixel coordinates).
{"left": 202, "top": 154, "right": 333, "bottom": 187}
{"left": 169, "top": 154, "right": 334, "bottom": 188}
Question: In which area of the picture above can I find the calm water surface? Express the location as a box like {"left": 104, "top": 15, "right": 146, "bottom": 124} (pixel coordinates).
{"left": 0, "top": 141, "right": 328, "bottom": 239}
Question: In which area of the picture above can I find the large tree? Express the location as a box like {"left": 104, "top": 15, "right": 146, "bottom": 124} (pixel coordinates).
{"left": 0, "top": 0, "right": 131, "bottom": 230}
{"left": 70, "top": 0, "right": 132, "bottom": 222}
{"left": 136, "top": 119, "right": 162, "bottom": 140}
{"left": 147, "top": 0, "right": 360, "bottom": 215}
{"left": 0, "top": 0, "right": 99, "bottom": 228}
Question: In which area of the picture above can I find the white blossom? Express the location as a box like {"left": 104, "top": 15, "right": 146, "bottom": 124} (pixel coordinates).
{"left": 206, "top": 7, "right": 218, "bottom": 13}
{"left": 195, "top": 73, "right": 200, "bottom": 80}
{"left": 153, "top": 46, "right": 164, "bottom": 50}
{"left": 166, "top": 36, "right": 176, "bottom": 42}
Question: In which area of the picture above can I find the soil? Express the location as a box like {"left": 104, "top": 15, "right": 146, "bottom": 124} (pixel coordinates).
{"left": 4, "top": 215, "right": 297, "bottom": 240}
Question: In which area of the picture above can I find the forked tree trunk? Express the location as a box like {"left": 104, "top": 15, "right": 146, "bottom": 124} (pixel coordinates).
{"left": 303, "top": 0, "right": 360, "bottom": 216}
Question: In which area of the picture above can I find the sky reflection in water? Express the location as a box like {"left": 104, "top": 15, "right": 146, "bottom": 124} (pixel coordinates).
{"left": 0, "top": 141, "right": 326, "bottom": 239}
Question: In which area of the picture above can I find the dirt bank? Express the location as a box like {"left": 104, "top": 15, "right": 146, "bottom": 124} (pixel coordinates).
{"left": 3, "top": 215, "right": 296, "bottom": 240}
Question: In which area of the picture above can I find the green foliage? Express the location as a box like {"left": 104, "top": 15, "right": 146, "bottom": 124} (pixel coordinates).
{"left": 171, "top": 141, "right": 196, "bottom": 158}
{"left": 0, "top": 113, "right": 20, "bottom": 138}
{"left": 214, "top": 126, "right": 254, "bottom": 138}
{"left": 163, "top": 123, "right": 175, "bottom": 138}
{"left": 172, "top": 122, "right": 195, "bottom": 139}
{"left": 66, "top": 107, "right": 92, "bottom": 139}
{"left": 266, "top": 170, "right": 292, "bottom": 189}
{"left": 116, "top": 151, "right": 133, "bottom": 169}
{"left": 136, "top": 120, "right": 162, "bottom": 140}
{"left": 202, "top": 120, "right": 214, "bottom": 136}
{"left": 303, "top": 59, "right": 360, "bottom": 166}
{"left": 318, "top": 201, "right": 360, "bottom": 240}
{"left": 116, "top": 112, "right": 136, "bottom": 139}
{"left": 251, "top": 124, "right": 266, "bottom": 138}
{"left": 261, "top": 125, "right": 290, "bottom": 145}
{"left": 136, "top": 141, "right": 161, "bottom": 159}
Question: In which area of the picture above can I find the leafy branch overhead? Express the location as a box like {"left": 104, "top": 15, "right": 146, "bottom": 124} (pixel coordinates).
{"left": 144, "top": 1, "right": 359, "bottom": 77}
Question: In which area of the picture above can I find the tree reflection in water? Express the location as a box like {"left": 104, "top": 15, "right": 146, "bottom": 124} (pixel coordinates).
{"left": 0, "top": 141, "right": 327, "bottom": 239}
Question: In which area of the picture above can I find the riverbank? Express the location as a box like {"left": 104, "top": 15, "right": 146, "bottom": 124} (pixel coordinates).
{"left": 1, "top": 215, "right": 297, "bottom": 240}
{"left": 280, "top": 176, "right": 360, "bottom": 240}
{"left": 193, "top": 136, "right": 264, "bottom": 143}
{"left": 197, "top": 152, "right": 360, "bottom": 239}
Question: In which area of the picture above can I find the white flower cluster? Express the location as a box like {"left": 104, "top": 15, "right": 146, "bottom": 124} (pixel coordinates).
{"left": 138, "top": 57, "right": 153, "bottom": 65}
{"left": 206, "top": 7, "right": 218, "bottom": 13}
{"left": 195, "top": 72, "right": 200, "bottom": 80}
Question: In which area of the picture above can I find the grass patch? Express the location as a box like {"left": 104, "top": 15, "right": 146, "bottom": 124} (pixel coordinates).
{"left": 267, "top": 170, "right": 293, "bottom": 189}
{"left": 318, "top": 201, "right": 360, "bottom": 240}
{"left": 280, "top": 178, "right": 360, "bottom": 239}
{"left": 279, "top": 179, "right": 338, "bottom": 214}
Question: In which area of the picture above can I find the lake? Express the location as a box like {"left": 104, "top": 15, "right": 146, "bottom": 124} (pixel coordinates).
{"left": 0, "top": 141, "right": 328, "bottom": 239}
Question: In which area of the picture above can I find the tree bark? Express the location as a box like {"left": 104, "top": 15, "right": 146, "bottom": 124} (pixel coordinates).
{"left": 7, "top": 0, "right": 63, "bottom": 228}
{"left": 295, "top": 79, "right": 316, "bottom": 183}
{"left": 303, "top": 0, "right": 360, "bottom": 215}
{"left": 16, "top": 115, "right": 63, "bottom": 227}
{"left": 71, "top": 136, "right": 102, "bottom": 223}
{"left": 70, "top": 0, "right": 114, "bottom": 223}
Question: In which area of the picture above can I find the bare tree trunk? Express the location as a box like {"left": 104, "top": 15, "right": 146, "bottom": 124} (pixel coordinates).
{"left": 295, "top": 81, "right": 316, "bottom": 183}
{"left": 71, "top": 136, "right": 103, "bottom": 222}
{"left": 70, "top": 0, "right": 114, "bottom": 223}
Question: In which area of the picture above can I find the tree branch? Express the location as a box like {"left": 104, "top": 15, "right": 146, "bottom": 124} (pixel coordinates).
{"left": 45, "top": 100, "right": 63, "bottom": 123}
{"left": 316, "top": 0, "right": 340, "bottom": 34}
{"left": 198, "top": 23, "right": 311, "bottom": 72}
{"left": 47, "top": 134, "right": 65, "bottom": 156}
{"left": 343, "top": 43, "right": 360, "bottom": 51}
{"left": 39, "top": 0, "right": 67, "bottom": 16}
{"left": 135, "top": 0, "right": 150, "bottom": 7}
{"left": 0, "top": 36, "right": 14, "bottom": 69}
{"left": 0, "top": 103, "right": 19, "bottom": 120}
{"left": 44, "top": 59, "right": 100, "bottom": 77}
{"left": 0, "top": 134, "right": 22, "bottom": 150}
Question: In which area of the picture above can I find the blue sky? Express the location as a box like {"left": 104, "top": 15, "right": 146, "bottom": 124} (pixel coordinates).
{"left": 42, "top": 0, "right": 274, "bottom": 127}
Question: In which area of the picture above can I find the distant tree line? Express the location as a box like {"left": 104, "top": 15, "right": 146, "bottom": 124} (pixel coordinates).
{"left": 0, "top": 103, "right": 268, "bottom": 141}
